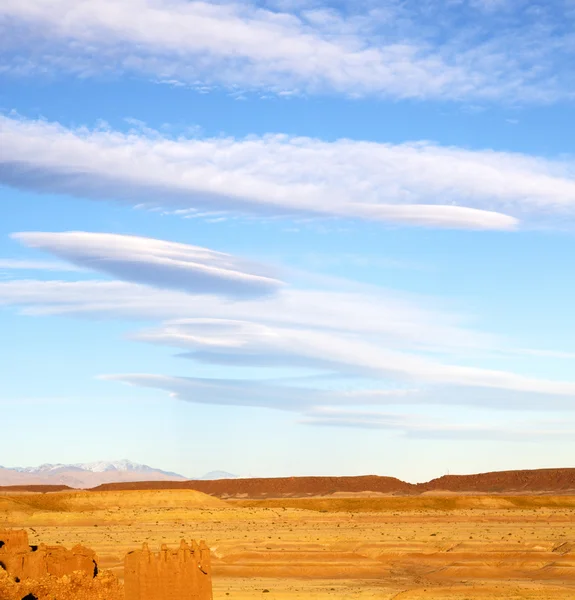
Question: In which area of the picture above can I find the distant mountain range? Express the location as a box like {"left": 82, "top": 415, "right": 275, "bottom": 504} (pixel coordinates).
{"left": 0, "top": 460, "right": 238, "bottom": 488}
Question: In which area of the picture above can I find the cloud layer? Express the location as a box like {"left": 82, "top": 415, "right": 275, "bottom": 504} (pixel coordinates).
{"left": 13, "top": 231, "right": 282, "bottom": 298}
{"left": 0, "top": 259, "right": 81, "bottom": 272}
{"left": 102, "top": 373, "right": 575, "bottom": 439}
{"left": 4, "top": 115, "right": 575, "bottom": 230}
{"left": 0, "top": 278, "right": 496, "bottom": 352}
{"left": 300, "top": 407, "right": 575, "bottom": 441}
{"left": 1, "top": 0, "right": 574, "bottom": 102}
{"left": 3, "top": 230, "right": 575, "bottom": 429}
{"left": 101, "top": 371, "right": 575, "bottom": 413}
{"left": 132, "top": 318, "right": 575, "bottom": 398}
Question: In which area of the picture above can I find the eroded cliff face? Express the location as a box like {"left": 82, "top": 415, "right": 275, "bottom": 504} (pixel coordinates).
{"left": 124, "top": 539, "right": 213, "bottom": 600}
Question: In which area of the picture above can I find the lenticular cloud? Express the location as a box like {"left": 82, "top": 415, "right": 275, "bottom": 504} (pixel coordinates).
{"left": 0, "top": 115, "right": 531, "bottom": 231}
{"left": 13, "top": 231, "right": 282, "bottom": 298}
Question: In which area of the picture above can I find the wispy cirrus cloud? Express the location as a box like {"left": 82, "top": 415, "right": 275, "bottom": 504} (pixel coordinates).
{"left": 300, "top": 407, "right": 575, "bottom": 441}
{"left": 1, "top": 0, "right": 573, "bottom": 102}
{"left": 4, "top": 115, "right": 575, "bottom": 230}
{"left": 101, "top": 372, "right": 575, "bottom": 416}
{"left": 100, "top": 373, "right": 327, "bottom": 411}
{"left": 13, "top": 231, "right": 282, "bottom": 298}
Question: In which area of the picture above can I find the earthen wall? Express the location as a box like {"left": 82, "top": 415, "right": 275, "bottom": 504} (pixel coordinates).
{"left": 0, "top": 529, "right": 97, "bottom": 581}
{"left": 124, "top": 539, "right": 212, "bottom": 600}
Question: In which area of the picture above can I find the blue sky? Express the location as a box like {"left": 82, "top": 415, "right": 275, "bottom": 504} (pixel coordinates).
{"left": 1, "top": 0, "right": 574, "bottom": 482}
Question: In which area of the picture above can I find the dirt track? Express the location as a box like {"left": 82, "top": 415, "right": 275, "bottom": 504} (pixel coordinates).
{"left": 1, "top": 489, "right": 574, "bottom": 598}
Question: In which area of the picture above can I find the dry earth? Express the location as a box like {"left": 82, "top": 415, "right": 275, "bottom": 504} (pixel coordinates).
{"left": 1, "top": 489, "right": 574, "bottom": 599}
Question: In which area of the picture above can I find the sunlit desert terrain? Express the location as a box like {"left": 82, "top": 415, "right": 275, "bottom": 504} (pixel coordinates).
{"left": 1, "top": 488, "right": 574, "bottom": 599}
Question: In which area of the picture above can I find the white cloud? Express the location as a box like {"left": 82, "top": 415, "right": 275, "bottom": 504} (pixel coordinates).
{"left": 107, "top": 372, "right": 575, "bottom": 433}
{"left": 130, "top": 318, "right": 575, "bottom": 397}
{"left": 13, "top": 231, "right": 282, "bottom": 298}
{"left": 300, "top": 407, "right": 575, "bottom": 440}
{"left": 100, "top": 373, "right": 324, "bottom": 411}
{"left": 3, "top": 233, "right": 575, "bottom": 412}
{"left": 1, "top": 0, "right": 572, "bottom": 102}
{"left": 0, "top": 278, "right": 497, "bottom": 353}
{"left": 4, "top": 116, "right": 575, "bottom": 230}
{"left": 101, "top": 372, "right": 575, "bottom": 414}
{"left": 0, "top": 258, "right": 82, "bottom": 271}
{"left": 1, "top": 272, "right": 575, "bottom": 416}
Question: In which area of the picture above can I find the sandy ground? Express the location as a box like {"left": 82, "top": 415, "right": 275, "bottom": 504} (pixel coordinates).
{"left": 1, "top": 490, "right": 574, "bottom": 599}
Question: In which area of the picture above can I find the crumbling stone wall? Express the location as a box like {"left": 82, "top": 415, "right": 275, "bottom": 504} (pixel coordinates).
{"left": 0, "top": 529, "right": 97, "bottom": 581}
{"left": 124, "top": 540, "right": 213, "bottom": 600}
{"left": 0, "top": 529, "right": 29, "bottom": 553}
{"left": 1, "top": 529, "right": 213, "bottom": 600}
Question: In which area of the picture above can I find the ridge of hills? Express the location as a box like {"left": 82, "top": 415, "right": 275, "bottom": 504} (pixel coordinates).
{"left": 90, "top": 468, "right": 575, "bottom": 496}
{"left": 424, "top": 468, "right": 575, "bottom": 493}
{"left": 2, "top": 468, "right": 572, "bottom": 496}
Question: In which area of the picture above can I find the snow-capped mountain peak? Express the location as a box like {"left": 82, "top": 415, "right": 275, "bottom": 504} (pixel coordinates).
{"left": 4, "top": 459, "right": 186, "bottom": 487}
{"left": 15, "top": 463, "right": 74, "bottom": 474}
{"left": 15, "top": 459, "right": 178, "bottom": 475}
{"left": 73, "top": 460, "right": 154, "bottom": 473}
{"left": 1, "top": 461, "right": 239, "bottom": 488}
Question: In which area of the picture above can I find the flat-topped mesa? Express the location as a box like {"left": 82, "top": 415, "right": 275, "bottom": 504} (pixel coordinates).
{"left": 125, "top": 539, "right": 213, "bottom": 600}
{"left": 0, "top": 529, "right": 98, "bottom": 580}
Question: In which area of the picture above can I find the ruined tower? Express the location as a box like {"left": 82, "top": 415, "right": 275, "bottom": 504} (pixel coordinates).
{"left": 124, "top": 539, "right": 213, "bottom": 600}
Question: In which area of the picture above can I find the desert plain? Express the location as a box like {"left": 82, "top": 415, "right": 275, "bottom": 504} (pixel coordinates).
{"left": 1, "top": 482, "right": 574, "bottom": 599}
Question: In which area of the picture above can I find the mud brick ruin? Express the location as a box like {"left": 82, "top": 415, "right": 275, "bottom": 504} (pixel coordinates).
{"left": 0, "top": 528, "right": 97, "bottom": 581}
{"left": 1, "top": 529, "right": 213, "bottom": 599}
{"left": 124, "top": 539, "right": 213, "bottom": 600}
